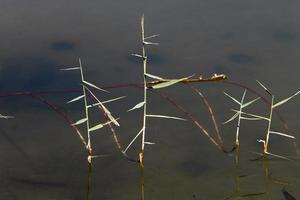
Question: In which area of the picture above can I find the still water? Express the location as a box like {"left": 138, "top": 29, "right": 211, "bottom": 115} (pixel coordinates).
{"left": 0, "top": 0, "right": 300, "bottom": 199}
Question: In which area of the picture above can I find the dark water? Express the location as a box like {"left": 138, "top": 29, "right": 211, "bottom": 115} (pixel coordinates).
{"left": 0, "top": 0, "right": 300, "bottom": 199}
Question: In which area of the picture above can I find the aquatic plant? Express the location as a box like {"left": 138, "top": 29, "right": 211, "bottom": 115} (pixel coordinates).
{"left": 223, "top": 89, "right": 260, "bottom": 147}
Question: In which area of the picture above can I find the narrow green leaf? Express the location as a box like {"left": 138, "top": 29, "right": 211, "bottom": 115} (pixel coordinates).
{"left": 87, "top": 96, "right": 126, "bottom": 108}
{"left": 223, "top": 112, "right": 239, "bottom": 124}
{"left": 271, "top": 177, "right": 289, "bottom": 185}
{"left": 269, "top": 131, "right": 295, "bottom": 139}
{"left": 82, "top": 80, "right": 108, "bottom": 92}
{"left": 266, "top": 152, "right": 290, "bottom": 160}
{"left": 89, "top": 123, "right": 104, "bottom": 132}
{"left": 152, "top": 76, "right": 192, "bottom": 89}
{"left": 256, "top": 80, "right": 272, "bottom": 95}
{"left": 73, "top": 118, "right": 88, "bottom": 126}
{"left": 144, "top": 141, "right": 155, "bottom": 145}
{"left": 124, "top": 127, "right": 144, "bottom": 153}
{"left": 240, "top": 116, "right": 263, "bottom": 121}
{"left": 146, "top": 114, "right": 186, "bottom": 121}
{"left": 143, "top": 41, "right": 159, "bottom": 45}
{"left": 89, "top": 118, "right": 119, "bottom": 132}
{"left": 60, "top": 67, "right": 80, "bottom": 71}
{"left": 144, "top": 34, "right": 160, "bottom": 40}
{"left": 127, "top": 101, "right": 145, "bottom": 112}
{"left": 241, "top": 192, "right": 266, "bottom": 197}
{"left": 102, "top": 96, "right": 126, "bottom": 104}
{"left": 273, "top": 91, "right": 300, "bottom": 109}
{"left": 84, "top": 86, "right": 120, "bottom": 126}
{"left": 144, "top": 73, "right": 164, "bottom": 80}
{"left": 242, "top": 97, "right": 260, "bottom": 108}
{"left": 67, "top": 94, "right": 85, "bottom": 103}
{"left": 0, "top": 114, "right": 14, "bottom": 119}
{"left": 224, "top": 92, "right": 241, "bottom": 105}
{"left": 131, "top": 53, "right": 144, "bottom": 59}
{"left": 233, "top": 109, "right": 269, "bottom": 121}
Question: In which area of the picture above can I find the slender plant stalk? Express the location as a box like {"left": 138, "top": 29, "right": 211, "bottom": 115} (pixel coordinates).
{"left": 79, "top": 59, "right": 93, "bottom": 160}
{"left": 264, "top": 96, "right": 274, "bottom": 154}
{"left": 140, "top": 14, "right": 147, "bottom": 200}
{"left": 235, "top": 91, "right": 246, "bottom": 147}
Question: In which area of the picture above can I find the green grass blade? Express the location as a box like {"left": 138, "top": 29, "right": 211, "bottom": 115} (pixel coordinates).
{"left": 242, "top": 97, "right": 260, "bottom": 108}
{"left": 144, "top": 34, "right": 160, "bottom": 40}
{"left": 89, "top": 123, "right": 104, "bottom": 132}
{"left": 131, "top": 53, "right": 144, "bottom": 59}
{"left": 241, "top": 192, "right": 266, "bottom": 197}
{"left": 240, "top": 116, "right": 263, "bottom": 121}
{"left": 67, "top": 94, "right": 85, "bottom": 103}
{"left": 60, "top": 67, "right": 80, "bottom": 71}
{"left": 143, "top": 41, "right": 159, "bottom": 45}
{"left": 256, "top": 80, "right": 272, "bottom": 95}
{"left": 102, "top": 96, "right": 126, "bottom": 104}
{"left": 224, "top": 92, "right": 241, "bottom": 105}
{"left": 83, "top": 80, "right": 108, "bottom": 92}
{"left": 89, "top": 119, "right": 119, "bottom": 132}
{"left": 87, "top": 96, "right": 126, "bottom": 108}
{"left": 73, "top": 118, "right": 88, "bottom": 125}
{"left": 269, "top": 131, "right": 296, "bottom": 139}
{"left": 84, "top": 86, "right": 120, "bottom": 126}
{"left": 152, "top": 75, "right": 192, "bottom": 89}
{"left": 223, "top": 112, "right": 239, "bottom": 124}
{"left": 233, "top": 109, "right": 269, "bottom": 121}
{"left": 273, "top": 91, "right": 300, "bottom": 109}
{"left": 146, "top": 114, "right": 186, "bottom": 121}
{"left": 127, "top": 101, "right": 145, "bottom": 112}
{"left": 0, "top": 114, "right": 14, "bottom": 119}
{"left": 144, "top": 73, "right": 164, "bottom": 80}
{"left": 124, "top": 127, "right": 144, "bottom": 153}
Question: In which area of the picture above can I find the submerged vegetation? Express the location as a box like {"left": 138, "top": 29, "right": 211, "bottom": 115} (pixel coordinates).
{"left": 0, "top": 16, "right": 299, "bottom": 200}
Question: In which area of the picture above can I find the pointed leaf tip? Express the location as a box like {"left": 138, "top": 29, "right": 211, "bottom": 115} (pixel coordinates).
{"left": 152, "top": 75, "right": 192, "bottom": 89}
{"left": 73, "top": 118, "right": 88, "bottom": 126}
{"left": 127, "top": 101, "right": 145, "bottom": 112}
{"left": 256, "top": 80, "right": 272, "bottom": 95}
{"left": 82, "top": 80, "right": 108, "bottom": 92}
{"left": 67, "top": 94, "right": 85, "bottom": 104}
{"left": 273, "top": 90, "right": 300, "bottom": 108}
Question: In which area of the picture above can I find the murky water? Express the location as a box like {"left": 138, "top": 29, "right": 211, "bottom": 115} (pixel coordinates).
{"left": 0, "top": 0, "right": 299, "bottom": 199}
